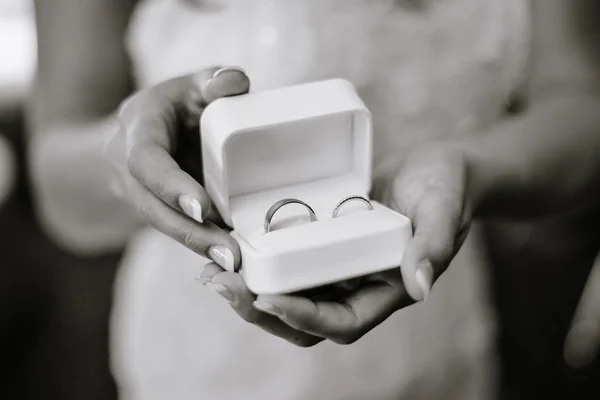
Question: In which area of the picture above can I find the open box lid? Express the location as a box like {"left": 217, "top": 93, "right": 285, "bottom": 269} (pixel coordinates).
{"left": 200, "top": 79, "right": 372, "bottom": 231}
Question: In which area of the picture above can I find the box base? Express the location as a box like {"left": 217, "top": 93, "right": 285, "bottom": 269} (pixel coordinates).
{"left": 233, "top": 202, "right": 412, "bottom": 295}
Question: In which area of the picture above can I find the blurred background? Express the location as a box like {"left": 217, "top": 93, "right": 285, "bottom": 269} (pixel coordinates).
{"left": 1, "top": 1, "right": 599, "bottom": 399}
{"left": 0, "top": 1, "right": 119, "bottom": 399}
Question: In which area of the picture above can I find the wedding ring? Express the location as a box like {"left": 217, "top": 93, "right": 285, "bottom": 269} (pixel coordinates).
{"left": 264, "top": 198, "right": 317, "bottom": 233}
{"left": 332, "top": 195, "right": 374, "bottom": 218}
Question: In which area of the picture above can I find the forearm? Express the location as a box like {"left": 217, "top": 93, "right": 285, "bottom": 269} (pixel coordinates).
{"left": 28, "top": 117, "right": 141, "bottom": 255}
{"left": 466, "top": 92, "right": 600, "bottom": 219}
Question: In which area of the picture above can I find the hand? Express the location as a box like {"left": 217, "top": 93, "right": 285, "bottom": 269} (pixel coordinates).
{"left": 381, "top": 143, "right": 473, "bottom": 301}
{"left": 564, "top": 251, "right": 600, "bottom": 369}
{"left": 105, "top": 66, "right": 250, "bottom": 270}
{"left": 201, "top": 143, "right": 473, "bottom": 346}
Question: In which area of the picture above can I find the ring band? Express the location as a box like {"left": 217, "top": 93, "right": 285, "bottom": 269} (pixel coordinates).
{"left": 332, "top": 195, "right": 374, "bottom": 218}
{"left": 264, "top": 198, "right": 317, "bottom": 233}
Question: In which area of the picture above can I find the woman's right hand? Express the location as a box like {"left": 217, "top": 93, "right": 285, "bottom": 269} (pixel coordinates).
{"left": 105, "top": 66, "right": 250, "bottom": 271}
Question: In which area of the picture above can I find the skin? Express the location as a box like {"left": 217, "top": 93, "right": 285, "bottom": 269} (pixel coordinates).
{"left": 31, "top": 0, "right": 600, "bottom": 354}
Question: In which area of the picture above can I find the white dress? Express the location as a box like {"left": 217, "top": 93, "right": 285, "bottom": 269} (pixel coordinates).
{"left": 111, "top": 1, "right": 530, "bottom": 399}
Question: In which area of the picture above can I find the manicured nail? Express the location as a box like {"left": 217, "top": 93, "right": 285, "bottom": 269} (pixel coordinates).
{"left": 212, "top": 66, "right": 247, "bottom": 79}
{"left": 178, "top": 194, "right": 203, "bottom": 223}
{"left": 207, "top": 283, "right": 235, "bottom": 302}
{"left": 194, "top": 276, "right": 212, "bottom": 285}
{"left": 207, "top": 246, "right": 234, "bottom": 272}
{"left": 564, "top": 321, "right": 600, "bottom": 368}
{"left": 253, "top": 301, "right": 283, "bottom": 317}
{"left": 415, "top": 261, "right": 434, "bottom": 301}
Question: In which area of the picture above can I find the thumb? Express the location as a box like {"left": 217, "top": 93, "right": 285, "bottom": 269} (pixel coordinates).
{"left": 399, "top": 191, "right": 466, "bottom": 302}
{"left": 200, "top": 66, "right": 250, "bottom": 104}
{"left": 175, "top": 66, "right": 250, "bottom": 128}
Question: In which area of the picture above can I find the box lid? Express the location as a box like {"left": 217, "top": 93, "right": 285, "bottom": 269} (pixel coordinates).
{"left": 200, "top": 79, "right": 372, "bottom": 230}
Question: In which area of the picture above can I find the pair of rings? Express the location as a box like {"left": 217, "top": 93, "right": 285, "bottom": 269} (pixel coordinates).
{"left": 264, "top": 195, "right": 374, "bottom": 233}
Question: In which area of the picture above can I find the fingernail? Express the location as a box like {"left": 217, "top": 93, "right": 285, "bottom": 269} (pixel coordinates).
{"left": 178, "top": 194, "right": 203, "bottom": 223}
{"left": 194, "top": 276, "right": 212, "bottom": 286}
{"left": 207, "top": 246, "right": 234, "bottom": 272}
{"left": 212, "top": 66, "right": 247, "bottom": 79}
{"left": 415, "top": 261, "right": 434, "bottom": 301}
{"left": 207, "top": 283, "right": 235, "bottom": 302}
{"left": 564, "top": 321, "right": 600, "bottom": 368}
{"left": 253, "top": 301, "right": 283, "bottom": 317}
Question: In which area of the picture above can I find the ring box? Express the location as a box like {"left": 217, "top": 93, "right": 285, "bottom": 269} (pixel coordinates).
{"left": 200, "top": 79, "right": 412, "bottom": 294}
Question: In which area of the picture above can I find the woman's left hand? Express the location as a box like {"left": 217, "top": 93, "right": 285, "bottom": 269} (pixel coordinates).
{"left": 201, "top": 143, "right": 473, "bottom": 346}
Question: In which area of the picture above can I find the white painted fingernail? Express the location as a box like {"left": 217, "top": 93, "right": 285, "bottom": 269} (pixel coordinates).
{"left": 415, "top": 261, "right": 434, "bottom": 301}
{"left": 178, "top": 194, "right": 203, "bottom": 223}
{"left": 212, "top": 66, "right": 247, "bottom": 79}
{"left": 208, "top": 246, "right": 234, "bottom": 272}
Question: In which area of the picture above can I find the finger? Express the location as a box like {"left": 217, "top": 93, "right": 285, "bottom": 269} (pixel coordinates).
{"left": 332, "top": 278, "right": 362, "bottom": 292}
{"left": 128, "top": 179, "right": 240, "bottom": 271}
{"left": 291, "top": 279, "right": 363, "bottom": 302}
{"left": 130, "top": 143, "right": 214, "bottom": 221}
{"left": 181, "top": 66, "right": 250, "bottom": 133}
{"left": 199, "top": 262, "right": 227, "bottom": 281}
{"left": 254, "top": 273, "right": 410, "bottom": 344}
{"left": 174, "top": 128, "right": 205, "bottom": 181}
{"left": 199, "top": 264, "right": 322, "bottom": 347}
{"left": 201, "top": 66, "right": 250, "bottom": 104}
{"left": 564, "top": 251, "right": 600, "bottom": 368}
{"left": 397, "top": 189, "right": 466, "bottom": 302}
{"left": 128, "top": 66, "right": 249, "bottom": 124}
{"left": 120, "top": 67, "right": 250, "bottom": 222}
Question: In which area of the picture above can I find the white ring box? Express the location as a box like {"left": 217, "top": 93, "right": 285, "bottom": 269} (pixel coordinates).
{"left": 200, "top": 79, "right": 412, "bottom": 294}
